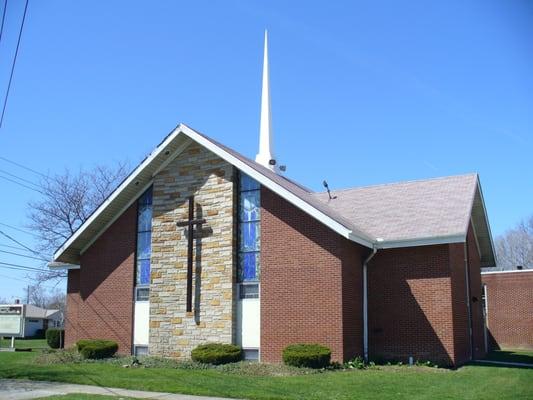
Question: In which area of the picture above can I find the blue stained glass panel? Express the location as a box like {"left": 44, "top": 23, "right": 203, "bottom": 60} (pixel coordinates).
{"left": 137, "top": 231, "right": 151, "bottom": 260}
{"left": 240, "top": 174, "right": 260, "bottom": 192}
{"left": 137, "top": 259, "right": 151, "bottom": 285}
{"left": 239, "top": 191, "right": 260, "bottom": 222}
{"left": 239, "top": 222, "right": 260, "bottom": 252}
{"left": 138, "top": 204, "right": 152, "bottom": 232}
{"left": 239, "top": 252, "right": 259, "bottom": 281}
{"left": 139, "top": 186, "right": 153, "bottom": 205}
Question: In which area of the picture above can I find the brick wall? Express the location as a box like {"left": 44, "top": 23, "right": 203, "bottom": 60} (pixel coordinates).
{"left": 368, "top": 245, "right": 456, "bottom": 365}
{"left": 482, "top": 270, "right": 533, "bottom": 350}
{"left": 65, "top": 203, "right": 137, "bottom": 354}
{"left": 260, "top": 187, "right": 365, "bottom": 363}
{"left": 149, "top": 142, "right": 235, "bottom": 359}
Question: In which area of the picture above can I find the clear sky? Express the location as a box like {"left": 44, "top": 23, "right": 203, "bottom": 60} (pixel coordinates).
{"left": 0, "top": 1, "right": 531, "bottom": 300}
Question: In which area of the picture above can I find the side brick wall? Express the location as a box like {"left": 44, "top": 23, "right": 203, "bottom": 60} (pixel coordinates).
{"left": 260, "top": 187, "right": 365, "bottom": 363}
{"left": 367, "top": 245, "right": 456, "bottom": 365}
{"left": 65, "top": 203, "right": 137, "bottom": 354}
{"left": 482, "top": 270, "right": 533, "bottom": 350}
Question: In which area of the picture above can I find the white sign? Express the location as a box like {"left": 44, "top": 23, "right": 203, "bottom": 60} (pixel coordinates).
{"left": 0, "top": 305, "right": 23, "bottom": 336}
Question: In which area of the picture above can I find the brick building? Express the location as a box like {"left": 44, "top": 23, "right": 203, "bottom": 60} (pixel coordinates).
{"left": 50, "top": 35, "right": 496, "bottom": 366}
{"left": 481, "top": 270, "right": 533, "bottom": 350}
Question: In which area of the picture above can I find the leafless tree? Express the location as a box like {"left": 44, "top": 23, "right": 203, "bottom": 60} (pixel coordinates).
{"left": 24, "top": 285, "right": 66, "bottom": 325}
{"left": 27, "top": 162, "right": 129, "bottom": 281}
{"left": 495, "top": 215, "right": 533, "bottom": 270}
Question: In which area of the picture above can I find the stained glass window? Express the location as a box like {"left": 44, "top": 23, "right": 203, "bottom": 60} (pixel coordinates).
{"left": 238, "top": 173, "right": 260, "bottom": 282}
{"left": 136, "top": 187, "right": 153, "bottom": 291}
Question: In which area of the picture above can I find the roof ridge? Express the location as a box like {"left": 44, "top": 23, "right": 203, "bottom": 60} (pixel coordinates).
{"left": 315, "top": 173, "right": 479, "bottom": 195}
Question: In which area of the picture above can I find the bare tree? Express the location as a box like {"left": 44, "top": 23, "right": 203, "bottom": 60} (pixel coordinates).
{"left": 27, "top": 162, "right": 129, "bottom": 281}
{"left": 495, "top": 215, "right": 533, "bottom": 270}
{"left": 24, "top": 285, "right": 66, "bottom": 325}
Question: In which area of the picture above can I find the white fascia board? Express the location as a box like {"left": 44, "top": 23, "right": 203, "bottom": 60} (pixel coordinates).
{"left": 180, "top": 125, "right": 374, "bottom": 248}
{"left": 475, "top": 175, "right": 497, "bottom": 265}
{"left": 481, "top": 269, "right": 533, "bottom": 276}
{"left": 376, "top": 234, "right": 466, "bottom": 249}
{"left": 47, "top": 262, "right": 80, "bottom": 270}
{"left": 53, "top": 127, "right": 183, "bottom": 261}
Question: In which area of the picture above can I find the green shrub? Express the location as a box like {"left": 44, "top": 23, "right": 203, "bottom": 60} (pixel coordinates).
{"left": 76, "top": 339, "right": 118, "bottom": 359}
{"left": 191, "top": 343, "right": 242, "bottom": 365}
{"left": 282, "top": 343, "right": 331, "bottom": 368}
{"left": 45, "top": 328, "right": 65, "bottom": 349}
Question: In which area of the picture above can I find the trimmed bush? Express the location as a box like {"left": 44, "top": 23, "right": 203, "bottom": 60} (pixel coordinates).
{"left": 45, "top": 328, "right": 65, "bottom": 349}
{"left": 191, "top": 343, "right": 243, "bottom": 365}
{"left": 282, "top": 344, "right": 331, "bottom": 368}
{"left": 76, "top": 339, "right": 118, "bottom": 359}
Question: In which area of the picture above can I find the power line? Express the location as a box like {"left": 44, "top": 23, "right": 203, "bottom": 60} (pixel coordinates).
{"left": 0, "top": 221, "right": 42, "bottom": 238}
{"left": 0, "top": 0, "right": 29, "bottom": 130}
{"left": 0, "top": 272, "right": 60, "bottom": 289}
{"left": 0, "top": 242, "right": 29, "bottom": 252}
{"left": 0, "top": 155, "right": 48, "bottom": 179}
{"left": 0, "top": 249, "right": 48, "bottom": 262}
{"left": 0, "top": 260, "right": 48, "bottom": 273}
{"left": 0, "top": 229, "right": 40, "bottom": 255}
{"left": 0, "top": 0, "right": 7, "bottom": 43}
{"left": 0, "top": 173, "right": 43, "bottom": 194}
{"left": 0, "top": 167, "right": 41, "bottom": 188}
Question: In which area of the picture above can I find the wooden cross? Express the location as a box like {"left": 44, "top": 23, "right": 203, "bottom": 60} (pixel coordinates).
{"left": 176, "top": 196, "right": 206, "bottom": 313}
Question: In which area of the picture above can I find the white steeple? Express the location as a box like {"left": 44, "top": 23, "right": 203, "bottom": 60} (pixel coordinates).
{"left": 256, "top": 30, "right": 280, "bottom": 173}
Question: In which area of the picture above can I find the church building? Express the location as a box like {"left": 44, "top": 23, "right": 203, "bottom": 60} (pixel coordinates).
{"left": 51, "top": 33, "right": 495, "bottom": 366}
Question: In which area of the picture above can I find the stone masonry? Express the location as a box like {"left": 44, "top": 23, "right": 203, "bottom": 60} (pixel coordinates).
{"left": 149, "top": 142, "right": 235, "bottom": 359}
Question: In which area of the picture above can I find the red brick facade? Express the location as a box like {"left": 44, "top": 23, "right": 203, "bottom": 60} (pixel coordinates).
{"left": 65, "top": 203, "right": 137, "bottom": 354}
{"left": 64, "top": 178, "right": 488, "bottom": 366}
{"left": 260, "top": 187, "right": 366, "bottom": 363}
{"left": 367, "top": 224, "right": 485, "bottom": 366}
{"left": 482, "top": 270, "right": 533, "bottom": 350}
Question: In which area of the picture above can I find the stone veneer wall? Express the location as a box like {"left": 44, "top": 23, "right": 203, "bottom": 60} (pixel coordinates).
{"left": 149, "top": 142, "right": 235, "bottom": 359}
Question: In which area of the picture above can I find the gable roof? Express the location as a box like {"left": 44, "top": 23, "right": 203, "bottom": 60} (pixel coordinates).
{"left": 52, "top": 124, "right": 496, "bottom": 268}
{"left": 24, "top": 304, "right": 60, "bottom": 319}
{"left": 313, "top": 174, "right": 496, "bottom": 267}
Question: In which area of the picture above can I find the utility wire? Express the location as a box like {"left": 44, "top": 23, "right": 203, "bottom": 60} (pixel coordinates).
{"left": 0, "top": 221, "right": 43, "bottom": 238}
{"left": 0, "top": 0, "right": 29, "bottom": 130}
{"left": 0, "top": 173, "right": 43, "bottom": 194}
{"left": 0, "top": 242, "right": 29, "bottom": 252}
{"left": 0, "top": 155, "right": 48, "bottom": 179}
{"left": 0, "top": 229, "right": 40, "bottom": 255}
{"left": 0, "top": 260, "right": 48, "bottom": 273}
{"left": 0, "top": 0, "right": 7, "bottom": 43}
{"left": 0, "top": 167, "right": 41, "bottom": 188}
{"left": 0, "top": 249, "right": 48, "bottom": 262}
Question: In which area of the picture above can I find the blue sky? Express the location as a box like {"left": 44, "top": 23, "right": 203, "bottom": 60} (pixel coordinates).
{"left": 0, "top": 0, "right": 531, "bottom": 300}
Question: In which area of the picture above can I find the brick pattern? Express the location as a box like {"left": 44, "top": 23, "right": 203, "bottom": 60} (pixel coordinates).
{"left": 65, "top": 204, "right": 137, "bottom": 354}
{"left": 368, "top": 245, "right": 456, "bottom": 365}
{"left": 482, "top": 270, "right": 533, "bottom": 350}
{"left": 149, "top": 143, "right": 235, "bottom": 359}
{"left": 260, "top": 187, "right": 365, "bottom": 363}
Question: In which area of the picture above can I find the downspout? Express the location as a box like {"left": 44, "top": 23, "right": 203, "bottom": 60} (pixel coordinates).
{"left": 363, "top": 246, "right": 378, "bottom": 362}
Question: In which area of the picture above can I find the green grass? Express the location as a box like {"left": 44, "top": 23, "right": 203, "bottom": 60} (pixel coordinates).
{"left": 0, "top": 337, "right": 48, "bottom": 349}
{"left": 0, "top": 351, "right": 532, "bottom": 400}
{"left": 485, "top": 349, "right": 533, "bottom": 365}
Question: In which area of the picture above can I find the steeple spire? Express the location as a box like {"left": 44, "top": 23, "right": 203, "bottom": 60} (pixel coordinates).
{"left": 256, "top": 30, "right": 279, "bottom": 173}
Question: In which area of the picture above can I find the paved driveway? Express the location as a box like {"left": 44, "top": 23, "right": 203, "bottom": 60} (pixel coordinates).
{"left": 0, "top": 379, "right": 234, "bottom": 400}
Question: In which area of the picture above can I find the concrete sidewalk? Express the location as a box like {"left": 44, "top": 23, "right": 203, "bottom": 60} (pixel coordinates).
{"left": 0, "top": 379, "right": 235, "bottom": 400}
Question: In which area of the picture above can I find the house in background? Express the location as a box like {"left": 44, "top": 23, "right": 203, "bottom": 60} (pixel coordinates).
{"left": 49, "top": 34, "right": 496, "bottom": 366}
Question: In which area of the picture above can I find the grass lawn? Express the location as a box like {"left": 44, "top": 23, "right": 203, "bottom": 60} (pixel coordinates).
{"left": 0, "top": 337, "right": 48, "bottom": 349}
{"left": 0, "top": 351, "right": 532, "bottom": 400}
{"left": 485, "top": 349, "right": 533, "bottom": 365}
